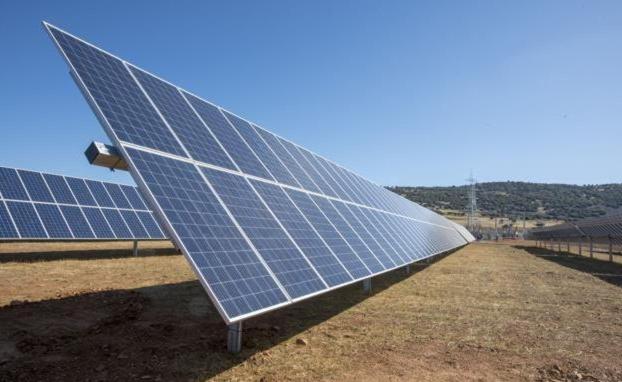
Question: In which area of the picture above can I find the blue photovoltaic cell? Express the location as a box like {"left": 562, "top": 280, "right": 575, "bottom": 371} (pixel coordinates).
{"left": 136, "top": 211, "right": 165, "bottom": 238}
{"left": 35, "top": 204, "right": 73, "bottom": 238}
{"left": 280, "top": 140, "right": 338, "bottom": 198}
{"left": 303, "top": 152, "right": 352, "bottom": 202}
{"left": 119, "top": 184, "right": 148, "bottom": 210}
{"left": 18, "top": 170, "right": 55, "bottom": 202}
{"left": 82, "top": 207, "right": 116, "bottom": 238}
{"left": 104, "top": 183, "right": 132, "bottom": 209}
{"left": 203, "top": 167, "right": 326, "bottom": 299}
{"left": 310, "top": 195, "right": 382, "bottom": 274}
{"left": 130, "top": 66, "right": 237, "bottom": 171}
{"left": 184, "top": 92, "right": 274, "bottom": 180}
{"left": 223, "top": 112, "right": 300, "bottom": 188}
{"left": 6, "top": 201, "right": 47, "bottom": 238}
{"left": 43, "top": 174, "right": 77, "bottom": 204}
{"left": 284, "top": 189, "right": 370, "bottom": 280}
{"left": 353, "top": 206, "right": 405, "bottom": 266}
{"left": 84, "top": 180, "right": 116, "bottom": 207}
{"left": 126, "top": 148, "right": 287, "bottom": 318}
{"left": 0, "top": 167, "right": 29, "bottom": 200}
{"left": 47, "top": 26, "right": 187, "bottom": 157}
{"left": 250, "top": 180, "right": 352, "bottom": 287}
{"left": 120, "top": 210, "right": 149, "bottom": 238}
{"left": 65, "top": 177, "right": 97, "bottom": 206}
{"left": 60, "top": 206, "right": 95, "bottom": 238}
{"left": 362, "top": 209, "right": 412, "bottom": 262}
{"left": 253, "top": 127, "right": 321, "bottom": 193}
{"left": 101, "top": 209, "right": 133, "bottom": 239}
{"left": 0, "top": 202, "right": 19, "bottom": 238}
{"left": 331, "top": 201, "right": 395, "bottom": 269}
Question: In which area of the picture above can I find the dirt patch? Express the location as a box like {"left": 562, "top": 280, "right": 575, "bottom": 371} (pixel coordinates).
{"left": 0, "top": 242, "right": 621, "bottom": 381}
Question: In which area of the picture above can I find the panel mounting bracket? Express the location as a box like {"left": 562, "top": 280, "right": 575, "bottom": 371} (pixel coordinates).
{"left": 84, "top": 141, "right": 129, "bottom": 171}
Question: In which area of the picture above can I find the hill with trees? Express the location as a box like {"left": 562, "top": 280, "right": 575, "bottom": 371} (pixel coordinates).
{"left": 388, "top": 182, "right": 622, "bottom": 221}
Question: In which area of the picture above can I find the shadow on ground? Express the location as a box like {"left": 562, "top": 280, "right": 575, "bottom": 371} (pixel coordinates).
{"left": 0, "top": 246, "right": 180, "bottom": 263}
{"left": 0, "top": 252, "right": 451, "bottom": 382}
{"left": 514, "top": 245, "right": 622, "bottom": 288}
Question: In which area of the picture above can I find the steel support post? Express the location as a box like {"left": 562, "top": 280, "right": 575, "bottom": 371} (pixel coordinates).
{"left": 566, "top": 242, "right": 570, "bottom": 254}
{"left": 578, "top": 240, "right": 582, "bottom": 256}
{"left": 363, "top": 278, "right": 372, "bottom": 294}
{"left": 227, "top": 321, "right": 243, "bottom": 353}
{"left": 405, "top": 264, "right": 411, "bottom": 275}
{"left": 133, "top": 240, "right": 139, "bottom": 257}
{"left": 589, "top": 238, "right": 593, "bottom": 258}
{"left": 609, "top": 238, "right": 613, "bottom": 262}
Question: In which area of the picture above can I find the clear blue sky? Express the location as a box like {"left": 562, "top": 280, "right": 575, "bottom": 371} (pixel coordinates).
{"left": 1, "top": 1, "right": 620, "bottom": 187}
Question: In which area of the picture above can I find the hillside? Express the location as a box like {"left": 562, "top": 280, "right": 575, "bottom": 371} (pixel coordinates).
{"left": 388, "top": 182, "right": 622, "bottom": 221}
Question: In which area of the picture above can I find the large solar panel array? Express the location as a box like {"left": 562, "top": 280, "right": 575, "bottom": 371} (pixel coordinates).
{"left": 526, "top": 214, "right": 622, "bottom": 245}
{"left": 45, "top": 23, "right": 474, "bottom": 323}
{"left": 0, "top": 166, "right": 166, "bottom": 240}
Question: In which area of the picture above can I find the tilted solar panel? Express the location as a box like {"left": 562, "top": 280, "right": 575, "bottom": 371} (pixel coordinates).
{"left": 0, "top": 166, "right": 166, "bottom": 241}
{"left": 45, "top": 23, "right": 474, "bottom": 324}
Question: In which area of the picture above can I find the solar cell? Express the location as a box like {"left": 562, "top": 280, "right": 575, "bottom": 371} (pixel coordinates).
{"left": 203, "top": 167, "right": 326, "bottom": 299}
{"left": 85, "top": 180, "right": 116, "bottom": 207}
{"left": 7, "top": 201, "right": 47, "bottom": 238}
{"left": 101, "top": 209, "right": 133, "bottom": 239}
{"left": 0, "top": 202, "right": 19, "bottom": 238}
{"left": 18, "top": 170, "right": 55, "bottom": 202}
{"left": 43, "top": 174, "right": 77, "bottom": 204}
{"left": 104, "top": 183, "right": 132, "bottom": 209}
{"left": 0, "top": 167, "right": 29, "bottom": 200}
{"left": 184, "top": 93, "right": 274, "bottom": 180}
{"left": 119, "top": 184, "right": 148, "bottom": 210}
{"left": 35, "top": 204, "right": 73, "bottom": 238}
{"left": 65, "top": 177, "right": 98, "bottom": 206}
{"left": 45, "top": 23, "right": 473, "bottom": 326}
{"left": 129, "top": 66, "right": 237, "bottom": 171}
{"left": 223, "top": 113, "right": 300, "bottom": 188}
{"left": 82, "top": 207, "right": 115, "bottom": 238}
{"left": 47, "top": 26, "right": 186, "bottom": 157}
{"left": 60, "top": 206, "right": 95, "bottom": 238}
{"left": 251, "top": 180, "right": 352, "bottom": 286}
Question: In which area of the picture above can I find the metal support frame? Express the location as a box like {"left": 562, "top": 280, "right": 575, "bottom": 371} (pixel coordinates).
{"left": 132, "top": 240, "right": 139, "bottom": 257}
{"left": 363, "top": 278, "right": 372, "bottom": 294}
{"left": 578, "top": 240, "right": 582, "bottom": 256}
{"left": 227, "top": 321, "right": 243, "bottom": 353}
{"left": 557, "top": 241, "right": 561, "bottom": 252}
{"left": 405, "top": 264, "right": 411, "bottom": 275}
{"left": 566, "top": 242, "right": 570, "bottom": 253}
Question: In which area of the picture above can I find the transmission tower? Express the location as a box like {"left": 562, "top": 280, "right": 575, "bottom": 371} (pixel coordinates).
{"left": 466, "top": 172, "right": 478, "bottom": 232}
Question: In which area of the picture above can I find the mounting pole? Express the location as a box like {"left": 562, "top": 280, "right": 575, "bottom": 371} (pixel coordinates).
{"left": 133, "top": 240, "right": 139, "bottom": 257}
{"left": 589, "top": 238, "right": 593, "bottom": 258}
{"left": 608, "top": 237, "right": 613, "bottom": 262}
{"left": 363, "top": 278, "right": 372, "bottom": 294}
{"left": 578, "top": 240, "right": 582, "bottom": 256}
{"left": 405, "top": 264, "right": 411, "bottom": 275}
{"left": 227, "top": 321, "right": 243, "bottom": 353}
{"left": 567, "top": 242, "right": 570, "bottom": 254}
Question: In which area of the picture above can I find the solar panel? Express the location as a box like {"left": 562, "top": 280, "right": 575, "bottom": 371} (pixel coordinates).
{"left": 0, "top": 166, "right": 167, "bottom": 241}
{"left": 45, "top": 23, "right": 474, "bottom": 325}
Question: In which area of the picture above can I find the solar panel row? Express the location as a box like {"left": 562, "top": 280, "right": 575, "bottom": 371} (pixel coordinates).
{"left": 46, "top": 23, "right": 474, "bottom": 323}
{"left": 0, "top": 166, "right": 166, "bottom": 240}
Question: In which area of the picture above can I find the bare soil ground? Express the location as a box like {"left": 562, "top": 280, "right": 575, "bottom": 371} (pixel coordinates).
{"left": 0, "top": 242, "right": 621, "bottom": 381}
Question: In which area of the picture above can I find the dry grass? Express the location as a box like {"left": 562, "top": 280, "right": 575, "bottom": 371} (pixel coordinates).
{"left": 0, "top": 242, "right": 621, "bottom": 381}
